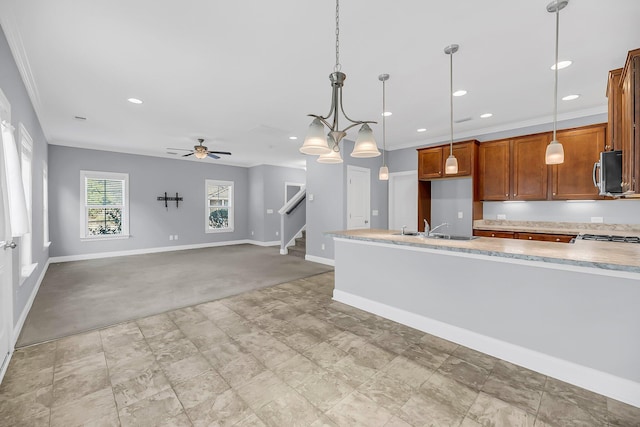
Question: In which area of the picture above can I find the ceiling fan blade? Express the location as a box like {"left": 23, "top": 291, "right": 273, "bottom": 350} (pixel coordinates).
{"left": 208, "top": 151, "right": 232, "bottom": 156}
{"left": 207, "top": 153, "right": 221, "bottom": 159}
{"left": 166, "top": 148, "right": 193, "bottom": 151}
{"left": 182, "top": 152, "right": 195, "bottom": 157}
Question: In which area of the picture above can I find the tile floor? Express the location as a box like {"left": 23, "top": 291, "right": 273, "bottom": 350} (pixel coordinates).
{"left": 1, "top": 271, "right": 639, "bottom": 426}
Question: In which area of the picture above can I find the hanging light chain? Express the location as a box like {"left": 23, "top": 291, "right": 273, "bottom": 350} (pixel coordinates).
{"left": 382, "top": 78, "right": 387, "bottom": 165}
{"left": 334, "top": 0, "right": 341, "bottom": 72}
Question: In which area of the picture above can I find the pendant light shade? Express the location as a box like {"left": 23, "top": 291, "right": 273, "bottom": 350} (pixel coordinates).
{"left": 444, "top": 44, "right": 459, "bottom": 175}
{"left": 545, "top": 0, "right": 569, "bottom": 165}
{"left": 445, "top": 154, "right": 459, "bottom": 174}
{"left": 300, "top": 118, "right": 331, "bottom": 155}
{"left": 351, "top": 124, "right": 380, "bottom": 158}
{"left": 378, "top": 165, "right": 389, "bottom": 180}
{"left": 318, "top": 140, "right": 344, "bottom": 163}
{"left": 545, "top": 140, "right": 565, "bottom": 164}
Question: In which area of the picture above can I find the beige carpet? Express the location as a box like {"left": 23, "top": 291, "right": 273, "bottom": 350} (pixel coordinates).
{"left": 17, "top": 244, "right": 331, "bottom": 347}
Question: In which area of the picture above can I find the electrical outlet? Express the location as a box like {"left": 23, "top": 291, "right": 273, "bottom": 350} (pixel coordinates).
{"left": 309, "top": 194, "right": 314, "bottom": 201}
{"left": 458, "top": 211, "right": 463, "bottom": 219}
{"left": 266, "top": 209, "right": 274, "bottom": 214}
{"left": 174, "top": 235, "right": 178, "bottom": 240}
{"left": 372, "top": 210, "right": 379, "bottom": 216}
{"left": 251, "top": 231, "right": 254, "bottom": 236}
{"left": 169, "top": 235, "right": 174, "bottom": 241}
{"left": 497, "top": 214, "right": 507, "bottom": 220}
{"left": 321, "top": 243, "right": 325, "bottom": 250}
{"left": 275, "top": 231, "right": 279, "bottom": 236}
{"left": 591, "top": 216, "right": 604, "bottom": 223}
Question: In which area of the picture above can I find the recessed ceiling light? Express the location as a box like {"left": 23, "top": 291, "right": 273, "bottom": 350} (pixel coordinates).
{"left": 550, "top": 60, "right": 572, "bottom": 70}
{"left": 453, "top": 90, "right": 467, "bottom": 97}
{"left": 480, "top": 113, "right": 493, "bottom": 119}
{"left": 382, "top": 111, "right": 392, "bottom": 117}
{"left": 562, "top": 94, "right": 580, "bottom": 101}
{"left": 127, "top": 98, "right": 143, "bottom": 104}
{"left": 289, "top": 136, "right": 298, "bottom": 140}
{"left": 417, "top": 128, "right": 427, "bottom": 133}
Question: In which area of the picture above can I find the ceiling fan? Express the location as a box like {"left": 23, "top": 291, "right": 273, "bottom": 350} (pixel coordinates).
{"left": 168, "top": 138, "right": 232, "bottom": 159}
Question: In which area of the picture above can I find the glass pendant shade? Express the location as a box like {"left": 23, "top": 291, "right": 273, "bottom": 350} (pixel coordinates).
{"left": 545, "top": 140, "right": 565, "bottom": 164}
{"left": 351, "top": 124, "right": 381, "bottom": 158}
{"left": 195, "top": 151, "right": 207, "bottom": 159}
{"left": 378, "top": 165, "right": 389, "bottom": 180}
{"left": 445, "top": 154, "right": 458, "bottom": 174}
{"left": 300, "top": 118, "right": 331, "bottom": 155}
{"left": 317, "top": 147, "right": 343, "bottom": 163}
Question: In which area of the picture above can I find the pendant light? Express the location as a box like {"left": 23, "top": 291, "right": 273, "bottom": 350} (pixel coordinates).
{"left": 300, "top": 0, "right": 380, "bottom": 160}
{"left": 444, "top": 44, "right": 459, "bottom": 175}
{"left": 545, "top": 0, "right": 569, "bottom": 165}
{"left": 378, "top": 74, "right": 389, "bottom": 180}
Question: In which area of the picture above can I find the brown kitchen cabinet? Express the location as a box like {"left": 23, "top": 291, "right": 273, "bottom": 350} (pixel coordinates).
{"left": 417, "top": 140, "right": 478, "bottom": 180}
{"left": 551, "top": 124, "right": 606, "bottom": 200}
{"left": 620, "top": 48, "right": 640, "bottom": 194}
{"left": 607, "top": 68, "right": 623, "bottom": 152}
{"left": 473, "top": 229, "right": 575, "bottom": 243}
{"left": 478, "top": 133, "right": 549, "bottom": 201}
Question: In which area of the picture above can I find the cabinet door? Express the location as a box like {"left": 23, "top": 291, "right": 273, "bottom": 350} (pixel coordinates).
{"left": 512, "top": 134, "right": 549, "bottom": 200}
{"left": 444, "top": 142, "right": 473, "bottom": 177}
{"left": 418, "top": 147, "right": 443, "bottom": 180}
{"left": 479, "top": 140, "right": 510, "bottom": 200}
{"left": 551, "top": 125, "right": 605, "bottom": 200}
{"left": 607, "top": 68, "right": 623, "bottom": 151}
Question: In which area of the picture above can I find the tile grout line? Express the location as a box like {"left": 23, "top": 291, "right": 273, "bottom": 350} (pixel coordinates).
{"left": 97, "top": 329, "right": 122, "bottom": 427}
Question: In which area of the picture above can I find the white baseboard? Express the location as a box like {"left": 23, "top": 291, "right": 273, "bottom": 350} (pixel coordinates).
{"left": 305, "top": 254, "right": 335, "bottom": 267}
{"left": 333, "top": 289, "right": 640, "bottom": 409}
{"left": 13, "top": 258, "right": 50, "bottom": 347}
{"left": 49, "top": 239, "right": 279, "bottom": 263}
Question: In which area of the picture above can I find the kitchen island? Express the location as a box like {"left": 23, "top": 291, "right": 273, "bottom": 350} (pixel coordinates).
{"left": 327, "top": 229, "right": 640, "bottom": 408}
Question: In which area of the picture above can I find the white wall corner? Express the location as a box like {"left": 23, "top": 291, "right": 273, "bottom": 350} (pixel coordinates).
{"left": 305, "top": 254, "right": 335, "bottom": 267}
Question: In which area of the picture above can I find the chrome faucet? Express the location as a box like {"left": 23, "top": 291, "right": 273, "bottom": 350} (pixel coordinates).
{"left": 423, "top": 219, "right": 430, "bottom": 235}
{"left": 401, "top": 225, "right": 407, "bottom": 235}
{"left": 429, "top": 222, "right": 450, "bottom": 236}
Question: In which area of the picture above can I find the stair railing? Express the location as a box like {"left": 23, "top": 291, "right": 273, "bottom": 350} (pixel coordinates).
{"left": 278, "top": 186, "right": 306, "bottom": 255}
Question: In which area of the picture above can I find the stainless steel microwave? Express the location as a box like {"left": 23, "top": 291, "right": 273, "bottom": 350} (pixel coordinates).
{"left": 593, "top": 150, "right": 623, "bottom": 196}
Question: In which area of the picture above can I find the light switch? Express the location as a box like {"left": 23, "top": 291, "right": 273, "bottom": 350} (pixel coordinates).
{"left": 309, "top": 194, "right": 314, "bottom": 201}
{"left": 457, "top": 211, "right": 463, "bottom": 219}
{"left": 372, "top": 210, "right": 379, "bottom": 216}
{"left": 497, "top": 214, "right": 507, "bottom": 220}
{"left": 266, "top": 209, "right": 274, "bottom": 214}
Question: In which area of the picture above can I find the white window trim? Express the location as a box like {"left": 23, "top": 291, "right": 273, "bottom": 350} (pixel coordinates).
{"left": 205, "top": 179, "right": 234, "bottom": 233}
{"left": 19, "top": 123, "right": 34, "bottom": 284}
{"left": 80, "top": 170, "right": 130, "bottom": 240}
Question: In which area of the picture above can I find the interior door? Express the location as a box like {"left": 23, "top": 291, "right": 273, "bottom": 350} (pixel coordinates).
{"left": 389, "top": 171, "right": 417, "bottom": 232}
{"left": 0, "top": 91, "right": 13, "bottom": 376}
{"left": 347, "top": 166, "right": 371, "bottom": 229}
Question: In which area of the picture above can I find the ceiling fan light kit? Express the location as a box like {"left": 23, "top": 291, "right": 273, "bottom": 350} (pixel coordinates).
{"left": 301, "top": 0, "right": 380, "bottom": 162}
{"left": 167, "top": 138, "right": 232, "bottom": 160}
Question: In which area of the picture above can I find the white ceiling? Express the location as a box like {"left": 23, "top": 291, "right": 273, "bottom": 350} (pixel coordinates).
{"left": 1, "top": 0, "right": 639, "bottom": 169}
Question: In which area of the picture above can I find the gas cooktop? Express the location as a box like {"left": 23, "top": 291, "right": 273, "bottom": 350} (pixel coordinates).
{"left": 579, "top": 234, "right": 640, "bottom": 244}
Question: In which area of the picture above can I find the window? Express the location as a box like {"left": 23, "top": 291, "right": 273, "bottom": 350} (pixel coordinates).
{"left": 80, "top": 171, "right": 129, "bottom": 239}
{"left": 206, "top": 180, "right": 233, "bottom": 232}
{"left": 43, "top": 162, "right": 50, "bottom": 248}
{"left": 19, "top": 123, "right": 36, "bottom": 280}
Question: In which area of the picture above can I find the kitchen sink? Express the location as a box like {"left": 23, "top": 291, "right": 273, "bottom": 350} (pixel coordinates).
{"left": 425, "top": 234, "right": 477, "bottom": 241}
{"left": 392, "top": 232, "right": 419, "bottom": 236}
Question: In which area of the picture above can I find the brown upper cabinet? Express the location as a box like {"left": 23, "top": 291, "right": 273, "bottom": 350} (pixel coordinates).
{"left": 620, "top": 48, "right": 640, "bottom": 194}
{"left": 479, "top": 133, "right": 549, "bottom": 201}
{"left": 417, "top": 140, "right": 478, "bottom": 180}
{"left": 607, "top": 68, "right": 623, "bottom": 152}
{"left": 551, "top": 124, "right": 606, "bottom": 200}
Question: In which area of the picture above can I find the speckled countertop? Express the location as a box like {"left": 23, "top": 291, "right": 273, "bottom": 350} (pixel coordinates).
{"left": 473, "top": 220, "right": 640, "bottom": 237}
{"left": 327, "top": 229, "right": 640, "bottom": 274}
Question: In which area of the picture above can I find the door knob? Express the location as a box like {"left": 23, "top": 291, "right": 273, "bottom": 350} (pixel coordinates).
{"left": 1, "top": 241, "right": 17, "bottom": 250}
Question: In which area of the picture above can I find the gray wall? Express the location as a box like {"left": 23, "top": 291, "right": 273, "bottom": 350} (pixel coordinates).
{"left": 248, "top": 166, "right": 265, "bottom": 241}
{"left": 305, "top": 141, "right": 389, "bottom": 260}
{"left": 431, "top": 178, "right": 473, "bottom": 236}
{"left": 49, "top": 145, "right": 251, "bottom": 257}
{"left": 0, "top": 27, "right": 49, "bottom": 326}
{"left": 483, "top": 200, "right": 640, "bottom": 224}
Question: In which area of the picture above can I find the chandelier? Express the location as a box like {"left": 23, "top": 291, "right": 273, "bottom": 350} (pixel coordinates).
{"left": 299, "top": 0, "right": 380, "bottom": 163}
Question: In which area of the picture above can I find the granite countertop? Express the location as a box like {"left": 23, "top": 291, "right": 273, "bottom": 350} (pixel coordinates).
{"left": 327, "top": 229, "right": 640, "bottom": 274}
{"left": 473, "top": 220, "right": 640, "bottom": 237}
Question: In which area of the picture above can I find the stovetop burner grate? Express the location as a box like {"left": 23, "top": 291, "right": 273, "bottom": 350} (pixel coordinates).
{"left": 580, "top": 234, "right": 640, "bottom": 244}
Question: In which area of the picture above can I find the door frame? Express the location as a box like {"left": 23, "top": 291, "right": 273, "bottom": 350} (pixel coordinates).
{"left": 388, "top": 170, "right": 418, "bottom": 231}
{"left": 346, "top": 165, "right": 371, "bottom": 229}
{"left": 0, "top": 87, "right": 14, "bottom": 382}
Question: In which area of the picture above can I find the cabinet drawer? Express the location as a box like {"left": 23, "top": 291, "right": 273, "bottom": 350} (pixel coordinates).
{"left": 515, "top": 233, "right": 576, "bottom": 243}
{"left": 473, "top": 230, "right": 515, "bottom": 239}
